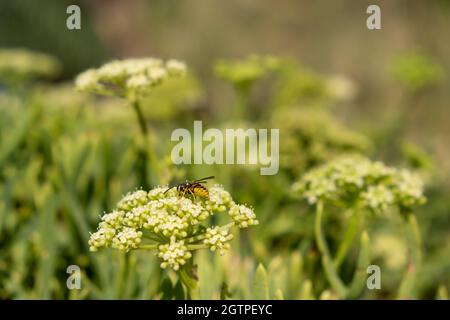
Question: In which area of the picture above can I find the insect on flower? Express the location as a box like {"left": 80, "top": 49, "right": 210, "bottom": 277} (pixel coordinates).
{"left": 164, "top": 176, "right": 215, "bottom": 199}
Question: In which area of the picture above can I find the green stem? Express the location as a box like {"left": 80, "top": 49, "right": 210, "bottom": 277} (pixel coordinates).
{"left": 397, "top": 211, "right": 422, "bottom": 299}
{"left": 115, "top": 252, "right": 130, "bottom": 298}
{"left": 130, "top": 99, "right": 158, "bottom": 186}
{"left": 334, "top": 209, "right": 359, "bottom": 270}
{"left": 179, "top": 260, "right": 199, "bottom": 299}
{"left": 138, "top": 244, "right": 158, "bottom": 250}
{"left": 132, "top": 99, "right": 149, "bottom": 136}
{"left": 185, "top": 222, "right": 235, "bottom": 244}
{"left": 187, "top": 244, "right": 208, "bottom": 250}
{"left": 233, "top": 86, "right": 250, "bottom": 121}
{"left": 346, "top": 231, "right": 371, "bottom": 299}
{"left": 315, "top": 201, "right": 348, "bottom": 298}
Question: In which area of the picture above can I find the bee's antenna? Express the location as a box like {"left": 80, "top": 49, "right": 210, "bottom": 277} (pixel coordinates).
{"left": 163, "top": 186, "right": 173, "bottom": 194}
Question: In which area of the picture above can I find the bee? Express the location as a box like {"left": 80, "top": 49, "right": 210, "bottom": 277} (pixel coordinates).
{"left": 164, "top": 176, "right": 215, "bottom": 199}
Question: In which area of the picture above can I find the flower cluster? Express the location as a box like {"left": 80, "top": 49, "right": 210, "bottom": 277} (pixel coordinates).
{"left": 391, "top": 52, "right": 443, "bottom": 91}
{"left": 292, "top": 155, "right": 426, "bottom": 212}
{"left": 372, "top": 233, "right": 407, "bottom": 270}
{"left": 75, "top": 58, "right": 187, "bottom": 98}
{"left": 203, "top": 227, "right": 233, "bottom": 255}
{"left": 158, "top": 238, "right": 192, "bottom": 271}
{"left": 214, "top": 54, "right": 279, "bottom": 90}
{"left": 0, "top": 49, "right": 60, "bottom": 84}
{"left": 273, "top": 108, "right": 370, "bottom": 175}
{"left": 88, "top": 185, "right": 258, "bottom": 270}
{"left": 229, "top": 204, "right": 259, "bottom": 228}
{"left": 272, "top": 59, "right": 358, "bottom": 108}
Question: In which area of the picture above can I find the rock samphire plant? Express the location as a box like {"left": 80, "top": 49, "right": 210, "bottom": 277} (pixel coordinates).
{"left": 214, "top": 54, "right": 279, "bottom": 120}
{"left": 0, "top": 48, "right": 60, "bottom": 86}
{"left": 292, "top": 155, "right": 426, "bottom": 299}
{"left": 88, "top": 184, "right": 258, "bottom": 297}
{"left": 75, "top": 58, "right": 187, "bottom": 186}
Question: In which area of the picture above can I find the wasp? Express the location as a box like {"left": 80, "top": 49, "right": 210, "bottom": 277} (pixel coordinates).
{"left": 164, "top": 176, "right": 214, "bottom": 199}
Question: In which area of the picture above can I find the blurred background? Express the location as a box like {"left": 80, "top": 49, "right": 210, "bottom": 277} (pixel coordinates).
{"left": 0, "top": 0, "right": 449, "bottom": 299}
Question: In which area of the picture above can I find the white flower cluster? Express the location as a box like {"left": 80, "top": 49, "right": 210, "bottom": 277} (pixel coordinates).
{"left": 214, "top": 54, "right": 279, "bottom": 89}
{"left": 88, "top": 184, "right": 258, "bottom": 269}
{"left": 75, "top": 58, "right": 186, "bottom": 98}
{"left": 158, "top": 238, "right": 192, "bottom": 271}
{"left": 273, "top": 108, "right": 370, "bottom": 175}
{"left": 229, "top": 204, "right": 259, "bottom": 228}
{"left": 111, "top": 227, "right": 143, "bottom": 251}
{"left": 203, "top": 226, "right": 234, "bottom": 255}
{"left": 0, "top": 49, "right": 60, "bottom": 83}
{"left": 293, "top": 155, "right": 426, "bottom": 212}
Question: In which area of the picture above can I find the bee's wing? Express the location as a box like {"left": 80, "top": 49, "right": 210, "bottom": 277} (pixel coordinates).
{"left": 193, "top": 176, "right": 215, "bottom": 183}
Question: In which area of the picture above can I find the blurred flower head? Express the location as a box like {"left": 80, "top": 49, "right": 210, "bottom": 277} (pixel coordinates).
{"left": 372, "top": 233, "right": 407, "bottom": 270}
{"left": 75, "top": 58, "right": 187, "bottom": 100}
{"left": 274, "top": 107, "right": 371, "bottom": 175}
{"left": 272, "top": 60, "right": 358, "bottom": 108}
{"left": 325, "top": 75, "right": 358, "bottom": 101}
{"left": 214, "top": 54, "right": 280, "bottom": 91}
{"left": 0, "top": 48, "right": 60, "bottom": 85}
{"left": 391, "top": 52, "right": 443, "bottom": 91}
{"left": 293, "top": 154, "right": 426, "bottom": 213}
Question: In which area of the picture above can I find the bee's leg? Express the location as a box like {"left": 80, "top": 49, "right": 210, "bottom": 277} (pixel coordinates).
{"left": 189, "top": 189, "right": 197, "bottom": 201}
{"left": 179, "top": 188, "right": 186, "bottom": 198}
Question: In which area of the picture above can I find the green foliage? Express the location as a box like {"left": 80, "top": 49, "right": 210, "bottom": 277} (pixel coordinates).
{"left": 214, "top": 55, "right": 280, "bottom": 92}
{"left": 0, "top": 50, "right": 448, "bottom": 300}
{"left": 274, "top": 108, "right": 371, "bottom": 176}
{"left": 391, "top": 52, "right": 443, "bottom": 92}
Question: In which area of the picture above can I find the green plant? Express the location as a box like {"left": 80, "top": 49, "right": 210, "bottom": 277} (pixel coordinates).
{"left": 214, "top": 54, "right": 280, "bottom": 120}
{"left": 391, "top": 52, "right": 443, "bottom": 92}
{"left": 0, "top": 48, "right": 60, "bottom": 86}
{"left": 88, "top": 185, "right": 258, "bottom": 298}
{"left": 273, "top": 107, "right": 371, "bottom": 176}
{"left": 293, "top": 155, "right": 426, "bottom": 299}
{"left": 75, "top": 58, "right": 187, "bottom": 186}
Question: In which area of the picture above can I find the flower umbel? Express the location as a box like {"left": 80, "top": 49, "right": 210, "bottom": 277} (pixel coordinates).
{"left": 0, "top": 48, "right": 60, "bottom": 84}
{"left": 292, "top": 154, "right": 426, "bottom": 213}
{"left": 214, "top": 54, "right": 279, "bottom": 90}
{"left": 89, "top": 185, "right": 257, "bottom": 270}
{"left": 75, "top": 58, "right": 187, "bottom": 99}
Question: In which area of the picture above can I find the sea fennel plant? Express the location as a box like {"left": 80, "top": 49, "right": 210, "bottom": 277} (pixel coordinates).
{"left": 75, "top": 58, "right": 187, "bottom": 186}
{"left": 88, "top": 185, "right": 258, "bottom": 297}
{"left": 293, "top": 155, "right": 426, "bottom": 299}
{"left": 0, "top": 48, "right": 60, "bottom": 86}
{"left": 214, "top": 54, "right": 280, "bottom": 120}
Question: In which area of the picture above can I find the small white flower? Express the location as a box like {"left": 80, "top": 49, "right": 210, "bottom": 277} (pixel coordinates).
{"left": 89, "top": 184, "right": 258, "bottom": 270}
{"left": 203, "top": 226, "right": 233, "bottom": 255}
{"left": 75, "top": 57, "right": 187, "bottom": 98}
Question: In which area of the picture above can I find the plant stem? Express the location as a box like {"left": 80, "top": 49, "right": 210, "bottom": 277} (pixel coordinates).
{"left": 179, "top": 260, "right": 199, "bottom": 299}
{"left": 397, "top": 211, "right": 422, "bottom": 299}
{"left": 130, "top": 99, "right": 158, "bottom": 186}
{"left": 185, "top": 222, "right": 235, "bottom": 244}
{"left": 132, "top": 99, "right": 148, "bottom": 136}
{"left": 115, "top": 252, "right": 130, "bottom": 298}
{"left": 315, "top": 201, "right": 348, "bottom": 298}
{"left": 187, "top": 244, "right": 208, "bottom": 250}
{"left": 346, "top": 231, "right": 371, "bottom": 299}
{"left": 334, "top": 208, "right": 359, "bottom": 270}
{"left": 138, "top": 244, "right": 158, "bottom": 250}
{"left": 233, "top": 86, "right": 250, "bottom": 121}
